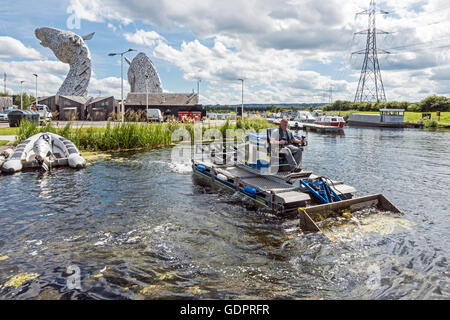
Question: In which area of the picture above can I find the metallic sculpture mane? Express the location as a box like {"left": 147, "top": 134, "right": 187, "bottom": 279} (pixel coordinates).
{"left": 126, "top": 52, "right": 163, "bottom": 94}
{"left": 35, "top": 27, "right": 94, "bottom": 96}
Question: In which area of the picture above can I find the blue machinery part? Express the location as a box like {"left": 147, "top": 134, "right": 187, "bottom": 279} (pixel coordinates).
{"left": 244, "top": 186, "right": 258, "bottom": 195}
{"left": 300, "top": 178, "right": 342, "bottom": 204}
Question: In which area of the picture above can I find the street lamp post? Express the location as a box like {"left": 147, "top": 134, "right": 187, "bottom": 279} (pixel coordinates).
{"left": 197, "top": 79, "right": 204, "bottom": 120}
{"left": 197, "top": 79, "right": 201, "bottom": 102}
{"left": 238, "top": 79, "right": 244, "bottom": 120}
{"left": 33, "top": 74, "right": 38, "bottom": 108}
{"left": 108, "top": 49, "right": 136, "bottom": 123}
{"left": 145, "top": 74, "right": 149, "bottom": 121}
{"left": 20, "top": 81, "right": 25, "bottom": 109}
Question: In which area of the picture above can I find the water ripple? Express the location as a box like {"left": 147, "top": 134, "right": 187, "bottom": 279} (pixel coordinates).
{"left": 0, "top": 128, "right": 449, "bottom": 299}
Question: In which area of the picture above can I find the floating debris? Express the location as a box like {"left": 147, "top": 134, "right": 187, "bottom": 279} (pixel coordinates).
{"left": 190, "top": 286, "right": 204, "bottom": 295}
{"left": 158, "top": 273, "right": 176, "bottom": 281}
{"left": 140, "top": 284, "right": 166, "bottom": 296}
{"left": 341, "top": 209, "right": 353, "bottom": 220}
{"left": 81, "top": 151, "right": 112, "bottom": 163}
{"left": 322, "top": 213, "right": 413, "bottom": 242}
{"left": 360, "top": 214, "right": 412, "bottom": 235}
{"left": 0, "top": 256, "right": 8, "bottom": 261}
{"left": 5, "top": 273, "right": 40, "bottom": 288}
{"left": 92, "top": 267, "right": 108, "bottom": 279}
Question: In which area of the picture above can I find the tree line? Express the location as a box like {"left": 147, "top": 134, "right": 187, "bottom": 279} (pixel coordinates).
{"left": 320, "top": 95, "right": 450, "bottom": 113}
{"left": 0, "top": 92, "right": 36, "bottom": 109}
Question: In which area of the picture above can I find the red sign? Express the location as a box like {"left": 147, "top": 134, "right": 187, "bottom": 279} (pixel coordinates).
{"left": 178, "top": 111, "right": 202, "bottom": 122}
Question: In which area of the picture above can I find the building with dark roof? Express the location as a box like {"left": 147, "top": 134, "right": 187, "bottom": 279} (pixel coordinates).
{"left": 86, "top": 96, "right": 117, "bottom": 121}
{"left": 125, "top": 92, "right": 205, "bottom": 119}
{"left": 37, "top": 95, "right": 117, "bottom": 120}
{"left": 57, "top": 96, "right": 91, "bottom": 120}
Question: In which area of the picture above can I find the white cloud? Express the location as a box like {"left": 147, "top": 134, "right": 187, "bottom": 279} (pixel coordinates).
{"left": 0, "top": 59, "right": 127, "bottom": 99}
{"left": 67, "top": 0, "right": 450, "bottom": 103}
{"left": 0, "top": 36, "right": 42, "bottom": 59}
{"left": 124, "top": 29, "right": 166, "bottom": 47}
{"left": 150, "top": 37, "right": 348, "bottom": 104}
{"left": 89, "top": 76, "right": 130, "bottom": 97}
{"left": 0, "top": 59, "right": 68, "bottom": 96}
{"left": 2, "top": 0, "right": 446, "bottom": 104}
{"left": 107, "top": 23, "right": 117, "bottom": 32}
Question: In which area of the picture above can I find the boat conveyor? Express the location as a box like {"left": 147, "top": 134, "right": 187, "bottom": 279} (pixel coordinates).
{"left": 193, "top": 159, "right": 357, "bottom": 215}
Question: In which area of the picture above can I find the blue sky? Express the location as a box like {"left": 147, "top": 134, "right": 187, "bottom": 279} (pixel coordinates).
{"left": 0, "top": 0, "right": 449, "bottom": 104}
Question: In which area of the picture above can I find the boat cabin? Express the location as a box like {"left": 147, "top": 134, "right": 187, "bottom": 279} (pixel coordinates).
{"left": 348, "top": 109, "right": 405, "bottom": 128}
{"left": 379, "top": 109, "right": 405, "bottom": 125}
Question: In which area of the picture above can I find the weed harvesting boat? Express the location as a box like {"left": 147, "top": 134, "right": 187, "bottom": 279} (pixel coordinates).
{"left": 192, "top": 129, "right": 402, "bottom": 235}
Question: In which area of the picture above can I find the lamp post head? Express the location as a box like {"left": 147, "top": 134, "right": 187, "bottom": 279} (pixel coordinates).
{"left": 33, "top": 74, "right": 38, "bottom": 77}
{"left": 108, "top": 53, "right": 116, "bottom": 57}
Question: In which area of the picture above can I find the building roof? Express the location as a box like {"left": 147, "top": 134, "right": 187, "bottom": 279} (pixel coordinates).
{"left": 88, "top": 96, "right": 115, "bottom": 104}
{"left": 125, "top": 93, "right": 199, "bottom": 106}
{"left": 37, "top": 96, "right": 52, "bottom": 101}
{"left": 59, "top": 95, "right": 92, "bottom": 105}
{"left": 379, "top": 109, "right": 405, "bottom": 112}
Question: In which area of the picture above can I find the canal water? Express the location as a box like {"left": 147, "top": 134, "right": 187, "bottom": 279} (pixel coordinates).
{"left": 0, "top": 127, "right": 448, "bottom": 299}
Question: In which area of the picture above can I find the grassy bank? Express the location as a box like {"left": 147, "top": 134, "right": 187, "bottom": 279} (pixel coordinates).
{"left": 16, "top": 118, "right": 274, "bottom": 152}
{"left": 0, "top": 140, "right": 9, "bottom": 147}
{"left": 0, "top": 127, "right": 20, "bottom": 135}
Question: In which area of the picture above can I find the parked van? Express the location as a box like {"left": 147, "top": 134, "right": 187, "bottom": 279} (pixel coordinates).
{"left": 30, "top": 103, "right": 52, "bottom": 122}
{"left": 147, "top": 109, "right": 163, "bottom": 122}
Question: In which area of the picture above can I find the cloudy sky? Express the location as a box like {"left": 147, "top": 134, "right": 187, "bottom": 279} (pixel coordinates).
{"left": 0, "top": 0, "right": 449, "bottom": 105}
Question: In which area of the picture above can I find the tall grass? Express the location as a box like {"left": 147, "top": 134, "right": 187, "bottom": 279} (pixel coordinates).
{"left": 17, "top": 120, "right": 180, "bottom": 151}
{"left": 423, "top": 119, "right": 438, "bottom": 128}
{"left": 16, "top": 118, "right": 274, "bottom": 152}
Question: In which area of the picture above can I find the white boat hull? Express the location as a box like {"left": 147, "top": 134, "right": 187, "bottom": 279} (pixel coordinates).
{"left": 1, "top": 132, "right": 86, "bottom": 173}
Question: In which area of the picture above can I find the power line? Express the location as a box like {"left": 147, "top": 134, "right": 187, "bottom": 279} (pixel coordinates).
{"left": 383, "top": 35, "right": 450, "bottom": 52}
{"left": 354, "top": 0, "right": 388, "bottom": 103}
{"left": 391, "top": 43, "right": 450, "bottom": 54}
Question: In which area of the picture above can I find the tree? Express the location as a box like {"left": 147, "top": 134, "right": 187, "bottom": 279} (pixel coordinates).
{"left": 12, "top": 93, "right": 35, "bottom": 109}
{"left": 418, "top": 95, "right": 450, "bottom": 112}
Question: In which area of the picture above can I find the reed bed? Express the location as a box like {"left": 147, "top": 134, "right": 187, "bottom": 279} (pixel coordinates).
{"left": 16, "top": 118, "right": 274, "bottom": 152}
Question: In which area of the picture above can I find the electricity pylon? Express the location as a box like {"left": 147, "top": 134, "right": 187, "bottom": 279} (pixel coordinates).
{"left": 353, "top": 0, "right": 390, "bottom": 103}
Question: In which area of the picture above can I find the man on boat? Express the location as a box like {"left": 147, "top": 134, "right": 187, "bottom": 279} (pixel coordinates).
{"left": 270, "top": 119, "right": 306, "bottom": 173}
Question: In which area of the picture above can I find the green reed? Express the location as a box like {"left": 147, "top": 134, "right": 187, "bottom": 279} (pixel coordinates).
{"left": 16, "top": 118, "right": 274, "bottom": 152}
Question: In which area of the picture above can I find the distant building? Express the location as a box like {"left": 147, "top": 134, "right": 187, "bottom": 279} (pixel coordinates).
{"left": 86, "top": 96, "right": 117, "bottom": 121}
{"left": 38, "top": 96, "right": 57, "bottom": 112}
{"left": 33, "top": 92, "right": 204, "bottom": 121}
{"left": 57, "top": 96, "right": 91, "bottom": 120}
{"left": 0, "top": 97, "right": 13, "bottom": 111}
{"left": 37, "top": 95, "right": 117, "bottom": 120}
{"left": 125, "top": 93, "right": 205, "bottom": 119}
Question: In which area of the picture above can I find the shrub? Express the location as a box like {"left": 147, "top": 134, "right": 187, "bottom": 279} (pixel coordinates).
{"left": 423, "top": 119, "right": 438, "bottom": 128}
